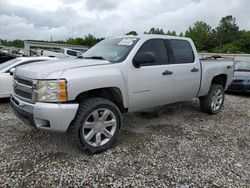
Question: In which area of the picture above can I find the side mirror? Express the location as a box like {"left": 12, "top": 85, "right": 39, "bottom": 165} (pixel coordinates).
{"left": 133, "top": 52, "right": 156, "bottom": 68}
{"left": 9, "top": 68, "right": 15, "bottom": 76}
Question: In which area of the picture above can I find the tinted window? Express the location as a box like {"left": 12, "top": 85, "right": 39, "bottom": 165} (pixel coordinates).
{"left": 135, "top": 39, "right": 168, "bottom": 66}
{"left": 170, "top": 40, "right": 194, "bottom": 64}
{"left": 67, "top": 50, "right": 77, "bottom": 56}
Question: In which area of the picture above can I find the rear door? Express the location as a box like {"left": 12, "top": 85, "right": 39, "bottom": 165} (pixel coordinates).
{"left": 167, "top": 39, "right": 201, "bottom": 102}
{"left": 127, "top": 39, "right": 175, "bottom": 111}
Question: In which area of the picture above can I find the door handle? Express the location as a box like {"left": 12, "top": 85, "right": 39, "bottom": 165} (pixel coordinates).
{"left": 162, "top": 70, "right": 173, "bottom": 75}
{"left": 191, "top": 68, "right": 199, "bottom": 72}
{"left": 227, "top": 65, "right": 232, "bottom": 69}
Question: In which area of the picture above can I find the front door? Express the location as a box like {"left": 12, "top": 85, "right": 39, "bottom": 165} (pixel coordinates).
{"left": 127, "top": 39, "right": 174, "bottom": 111}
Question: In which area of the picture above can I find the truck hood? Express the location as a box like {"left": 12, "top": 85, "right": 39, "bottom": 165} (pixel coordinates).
{"left": 15, "top": 59, "right": 111, "bottom": 79}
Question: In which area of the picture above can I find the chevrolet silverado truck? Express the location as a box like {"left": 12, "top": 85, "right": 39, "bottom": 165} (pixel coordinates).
{"left": 11, "top": 35, "right": 234, "bottom": 153}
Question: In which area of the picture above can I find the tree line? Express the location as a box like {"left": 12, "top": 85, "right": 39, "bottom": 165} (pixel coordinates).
{"left": 1, "top": 15, "right": 250, "bottom": 53}
{"left": 127, "top": 15, "right": 250, "bottom": 53}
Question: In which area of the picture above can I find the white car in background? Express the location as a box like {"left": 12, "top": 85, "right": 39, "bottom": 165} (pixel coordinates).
{"left": 41, "top": 48, "right": 83, "bottom": 59}
{"left": 0, "top": 46, "right": 9, "bottom": 55}
{"left": 0, "top": 57, "right": 56, "bottom": 98}
{"left": 60, "top": 48, "right": 83, "bottom": 57}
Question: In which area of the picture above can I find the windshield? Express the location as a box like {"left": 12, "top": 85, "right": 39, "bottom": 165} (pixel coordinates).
{"left": 83, "top": 37, "right": 140, "bottom": 62}
{"left": 235, "top": 61, "right": 250, "bottom": 71}
{"left": 0, "top": 58, "right": 20, "bottom": 71}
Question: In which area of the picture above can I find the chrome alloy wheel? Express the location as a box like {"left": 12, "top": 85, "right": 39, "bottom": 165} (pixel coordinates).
{"left": 211, "top": 89, "right": 223, "bottom": 111}
{"left": 82, "top": 108, "right": 117, "bottom": 147}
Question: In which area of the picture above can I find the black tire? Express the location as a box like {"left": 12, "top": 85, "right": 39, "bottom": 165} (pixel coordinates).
{"left": 68, "top": 98, "right": 122, "bottom": 154}
{"left": 199, "top": 84, "right": 225, "bottom": 114}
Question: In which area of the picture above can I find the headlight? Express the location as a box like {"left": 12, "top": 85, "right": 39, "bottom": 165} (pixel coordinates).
{"left": 35, "top": 79, "right": 67, "bottom": 102}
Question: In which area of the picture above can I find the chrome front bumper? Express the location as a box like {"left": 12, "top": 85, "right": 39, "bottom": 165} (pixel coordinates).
{"left": 10, "top": 93, "right": 79, "bottom": 133}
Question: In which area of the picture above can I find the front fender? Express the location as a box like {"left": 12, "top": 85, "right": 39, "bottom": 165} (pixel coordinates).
{"left": 62, "top": 65, "right": 128, "bottom": 108}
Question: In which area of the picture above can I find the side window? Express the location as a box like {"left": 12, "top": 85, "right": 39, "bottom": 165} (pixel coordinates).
{"left": 67, "top": 50, "right": 77, "bottom": 56}
{"left": 170, "top": 40, "right": 195, "bottom": 64}
{"left": 135, "top": 39, "right": 168, "bottom": 66}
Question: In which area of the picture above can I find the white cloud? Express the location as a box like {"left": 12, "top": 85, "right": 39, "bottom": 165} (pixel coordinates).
{"left": 0, "top": 0, "right": 249, "bottom": 40}
{"left": 85, "top": 0, "right": 120, "bottom": 11}
{"left": 0, "top": 15, "right": 68, "bottom": 40}
{"left": 7, "top": 0, "right": 63, "bottom": 11}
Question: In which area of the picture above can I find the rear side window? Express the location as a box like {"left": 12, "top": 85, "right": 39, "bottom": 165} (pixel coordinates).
{"left": 135, "top": 39, "right": 168, "bottom": 66}
{"left": 170, "top": 40, "right": 194, "bottom": 64}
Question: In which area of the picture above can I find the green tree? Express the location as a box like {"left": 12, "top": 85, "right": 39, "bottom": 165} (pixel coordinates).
{"left": 185, "top": 21, "right": 212, "bottom": 52}
{"left": 125, "top": 31, "right": 138, "bottom": 36}
{"left": 238, "top": 31, "right": 250, "bottom": 53}
{"left": 215, "top": 15, "right": 239, "bottom": 48}
{"left": 145, "top": 28, "right": 165, "bottom": 34}
{"left": 67, "top": 37, "right": 84, "bottom": 45}
{"left": 67, "top": 34, "right": 103, "bottom": 47}
{"left": 179, "top": 32, "right": 184, "bottom": 37}
{"left": 214, "top": 43, "right": 241, "bottom": 53}
{"left": 166, "top": 30, "right": 177, "bottom": 36}
{"left": 82, "top": 34, "right": 96, "bottom": 46}
{"left": 0, "top": 39, "right": 24, "bottom": 48}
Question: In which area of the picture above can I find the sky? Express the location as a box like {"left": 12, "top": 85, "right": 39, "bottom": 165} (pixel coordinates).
{"left": 0, "top": 0, "right": 250, "bottom": 40}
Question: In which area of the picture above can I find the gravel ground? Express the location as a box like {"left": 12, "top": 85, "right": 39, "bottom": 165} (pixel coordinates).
{"left": 0, "top": 94, "right": 249, "bottom": 187}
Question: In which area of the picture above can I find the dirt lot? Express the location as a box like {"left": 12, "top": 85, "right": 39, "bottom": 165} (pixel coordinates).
{"left": 0, "top": 94, "right": 249, "bottom": 187}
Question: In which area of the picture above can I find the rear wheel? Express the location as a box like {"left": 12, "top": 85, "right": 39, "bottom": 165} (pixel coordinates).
{"left": 199, "top": 84, "right": 225, "bottom": 114}
{"left": 68, "top": 98, "right": 121, "bottom": 154}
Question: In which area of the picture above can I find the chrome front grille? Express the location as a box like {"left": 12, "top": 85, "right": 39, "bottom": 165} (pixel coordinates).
{"left": 13, "top": 76, "right": 35, "bottom": 103}
{"left": 15, "top": 77, "right": 33, "bottom": 87}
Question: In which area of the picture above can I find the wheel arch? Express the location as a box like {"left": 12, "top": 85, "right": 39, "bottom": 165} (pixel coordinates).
{"left": 211, "top": 74, "right": 228, "bottom": 89}
{"left": 74, "top": 87, "right": 127, "bottom": 113}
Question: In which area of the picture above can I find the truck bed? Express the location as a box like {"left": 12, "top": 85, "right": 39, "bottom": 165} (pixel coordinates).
{"left": 198, "top": 58, "right": 234, "bottom": 97}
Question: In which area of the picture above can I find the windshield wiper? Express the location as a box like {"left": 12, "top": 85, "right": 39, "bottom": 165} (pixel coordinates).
{"left": 84, "top": 56, "right": 106, "bottom": 60}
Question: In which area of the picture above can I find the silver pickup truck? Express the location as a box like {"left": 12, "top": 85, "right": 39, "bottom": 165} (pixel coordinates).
{"left": 11, "top": 35, "right": 234, "bottom": 153}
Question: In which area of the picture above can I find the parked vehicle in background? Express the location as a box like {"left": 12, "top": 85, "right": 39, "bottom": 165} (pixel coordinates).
{"left": 0, "top": 55, "right": 16, "bottom": 64}
{"left": 0, "top": 57, "right": 56, "bottom": 98}
{"left": 60, "top": 48, "right": 83, "bottom": 58}
{"left": 11, "top": 35, "right": 234, "bottom": 153}
{"left": 41, "top": 50, "right": 69, "bottom": 58}
{"left": 228, "top": 61, "right": 250, "bottom": 92}
{"left": 0, "top": 47, "right": 8, "bottom": 55}
{"left": 11, "top": 49, "right": 24, "bottom": 57}
{"left": 41, "top": 48, "right": 83, "bottom": 58}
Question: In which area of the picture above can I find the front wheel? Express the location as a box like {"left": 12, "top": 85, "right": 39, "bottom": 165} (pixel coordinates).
{"left": 68, "top": 98, "right": 122, "bottom": 154}
{"left": 199, "top": 84, "right": 225, "bottom": 114}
